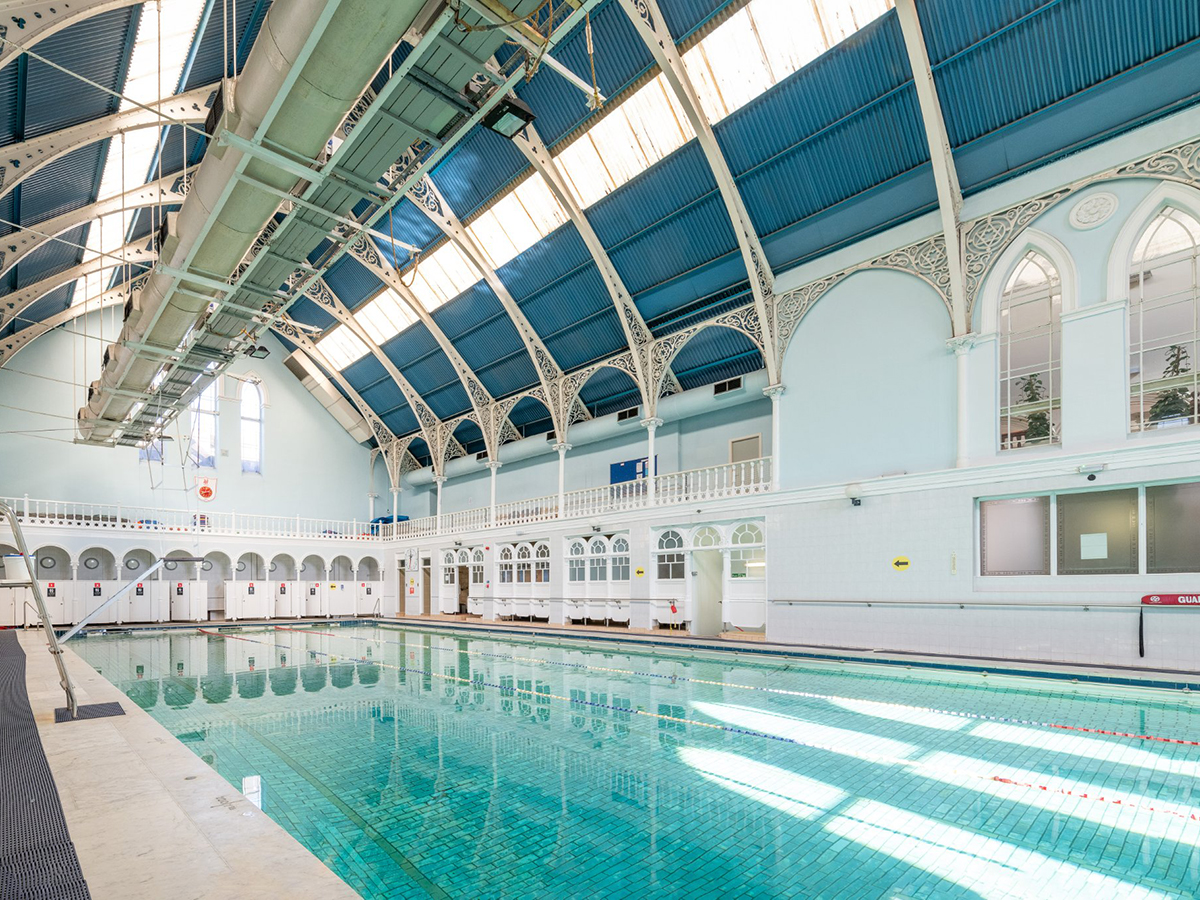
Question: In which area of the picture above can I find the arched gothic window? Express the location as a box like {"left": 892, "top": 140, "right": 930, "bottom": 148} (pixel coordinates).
{"left": 999, "top": 251, "right": 1062, "bottom": 449}
{"left": 1130, "top": 208, "right": 1200, "bottom": 432}
{"left": 693, "top": 526, "right": 721, "bottom": 547}
{"left": 535, "top": 543, "right": 550, "bottom": 583}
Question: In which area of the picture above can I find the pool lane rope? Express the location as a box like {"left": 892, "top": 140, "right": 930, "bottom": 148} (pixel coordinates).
{"left": 272, "top": 625, "right": 1200, "bottom": 749}
{"left": 196, "top": 628, "right": 1200, "bottom": 826}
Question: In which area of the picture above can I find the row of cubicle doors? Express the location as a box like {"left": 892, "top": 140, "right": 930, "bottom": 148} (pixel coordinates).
{"left": 0, "top": 580, "right": 383, "bottom": 627}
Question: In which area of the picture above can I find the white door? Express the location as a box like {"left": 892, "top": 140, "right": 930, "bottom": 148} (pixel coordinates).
{"left": 692, "top": 550, "right": 724, "bottom": 637}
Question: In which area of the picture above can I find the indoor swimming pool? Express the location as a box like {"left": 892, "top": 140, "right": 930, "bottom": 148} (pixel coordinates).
{"left": 73, "top": 624, "right": 1200, "bottom": 900}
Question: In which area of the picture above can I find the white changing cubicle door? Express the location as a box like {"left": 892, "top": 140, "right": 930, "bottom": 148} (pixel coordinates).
{"left": 327, "top": 582, "right": 355, "bottom": 616}
{"left": 170, "top": 581, "right": 206, "bottom": 622}
{"left": 304, "top": 582, "right": 328, "bottom": 617}
{"left": 274, "top": 581, "right": 302, "bottom": 618}
{"left": 355, "top": 581, "right": 381, "bottom": 615}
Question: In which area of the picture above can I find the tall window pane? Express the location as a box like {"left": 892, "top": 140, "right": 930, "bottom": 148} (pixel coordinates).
{"left": 190, "top": 382, "right": 218, "bottom": 468}
{"left": 1057, "top": 489, "right": 1138, "bottom": 575}
{"left": 979, "top": 497, "right": 1050, "bottom": 576}
{"left": 241, "top": 382, "right": 263, "bottom": 474}
{"left": 999, "top": 251, "right": 1062, "bottom": 450}
{"left": 1147, "top": 481, "right": 1200, "bottom": 573}
{"left": 1130, "top": 208, "right": 1200, "bottom": 432}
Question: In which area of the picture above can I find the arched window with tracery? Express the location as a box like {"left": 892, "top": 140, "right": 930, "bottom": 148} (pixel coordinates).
{"left": 611, "top": 537, "right": 630, "bottom": 581}
{"left": 471, "top": 549, "right": 485, "bottom": 585}
{"left": 588, "top": 538, "right": 608, "bottom": 582}
{"left": 568, "top": 540, "right": 586, "bottom": 583}
{"left": 656, "top": 530, "right": 684, "bottom": 580}
{"left": 516, "top": 544, "right": 532, "bottom": 583}
{"left": 499, "top": 546, "right": 514, "bottom": 584}
{"left": 535, "top": 543, "right": 550, "bottom": 583}
{"left": 999, "top": 250, "right": 1062, "bottom": 449}
{"left": 1130, "top": 207, "right": 1200, "bottom": 432}
{"left": 730, "top": 523, "right": 765, "bottom": 579}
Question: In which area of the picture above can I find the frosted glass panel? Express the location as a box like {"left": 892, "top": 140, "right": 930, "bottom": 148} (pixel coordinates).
{"left": 1057, "top": 489, "right": 1138, "bottom": 575}
{"left": 1147, "top": 481, "right": 1200, "bottom": 573}
{"left": 979, "top": 497, "right": 1049, "bottom": 576}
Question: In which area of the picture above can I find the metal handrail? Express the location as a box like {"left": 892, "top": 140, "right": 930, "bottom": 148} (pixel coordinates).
{"left": 0, "top": 500, "right": 77, "bottom": 718}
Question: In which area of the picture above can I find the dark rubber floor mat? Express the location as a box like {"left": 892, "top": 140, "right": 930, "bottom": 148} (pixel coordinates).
{"left": 0, "top": 631, "right": 91, "bottom": 899}
{"left": 54, "top": 702, "right": 124, "bottom": 724}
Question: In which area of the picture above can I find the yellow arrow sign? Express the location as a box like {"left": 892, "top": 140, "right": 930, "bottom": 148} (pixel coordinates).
{"left": 892, "top": 556, "right": 910, "bottom": 571}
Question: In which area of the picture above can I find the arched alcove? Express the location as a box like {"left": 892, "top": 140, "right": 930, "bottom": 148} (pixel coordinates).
{"left": 236, "top": 552, "right": 266, "bottom": 581}
{"left": 122, "top": 548, "right": 157, "bottom": 579}
{"left": 202, "top": 552, "right": 232, "bottom": 609}
{"left": 31, "top": 545, "right": 70, "bottom": 579}
{"left": 269, "top": 554, "right": 297, "bottom": 580}
{"left": 162, "top": 550, "right": 199, "bottom": 581}
{"left": 357, "top": 556, "right": 381, "bottom": 581}
{"left": 329, "top": 555, "right": 354, "bottom": 581}
{"left": 300, "top": 554, "right": 325, "bottom": 580}
{"left": 78, "top": 547, "right": 117, "bottom": 580}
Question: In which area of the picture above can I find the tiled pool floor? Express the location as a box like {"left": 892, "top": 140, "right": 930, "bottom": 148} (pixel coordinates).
{"left": 75, "top": 624, "right": 1200, "bottom": 899}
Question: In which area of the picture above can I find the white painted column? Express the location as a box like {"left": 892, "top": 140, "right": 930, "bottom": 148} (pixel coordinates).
{"left": 947, "top": 335, "right": 977, "bottom": 468}
{"left": 641, "top": 417, "right": 662, "bottom": 506}
{"left": 390, "top": 487, "right": 400, "bottom": 519}
{"left": 433, "top": 475, "right": 446, "bottom": 534}
{"left": 763, "top": 385, "right": 785, "bottom": 489}
{"left": 367, "top": 492, "right": 377, "bottom": 521}
{"left": 487, "top": 461, "right": 503, "bottom": 525}
{"left": 553, "top": 443, "right": 571, "bottom": 517}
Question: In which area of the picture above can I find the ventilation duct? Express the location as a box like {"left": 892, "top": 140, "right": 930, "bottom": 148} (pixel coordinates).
{"left": 78, "top": 0, "right": 431, "bottom": 442}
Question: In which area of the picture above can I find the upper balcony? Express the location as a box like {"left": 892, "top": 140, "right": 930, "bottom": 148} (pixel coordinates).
{"left": 1, "top": 457, "right": 772, "bottom": 544}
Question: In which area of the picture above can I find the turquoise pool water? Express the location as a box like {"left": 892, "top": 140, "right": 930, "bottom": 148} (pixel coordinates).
{"left": 75, "top": 624, "right": 1200, "bottom": 899}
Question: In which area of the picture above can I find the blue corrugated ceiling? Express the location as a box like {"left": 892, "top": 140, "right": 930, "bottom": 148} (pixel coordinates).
{"left": 3, "top": 0, "right": 1199, "bottom": 447}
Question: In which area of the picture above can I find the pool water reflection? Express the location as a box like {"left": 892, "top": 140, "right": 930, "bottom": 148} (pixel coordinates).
{"left": 75, "top": 624, "right": 1200, "bottom": 900}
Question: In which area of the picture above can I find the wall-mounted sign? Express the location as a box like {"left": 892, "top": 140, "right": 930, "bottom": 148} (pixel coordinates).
{"left": 248, "top": 583, "right": 255, "bottom": 595}
{"left": 176, "top": 583, "right": 184, "bottom": 596}
{"left": 280, "top": 584, "right": 287, "bottom": 595}
{"left": 93, "top": 583, "right": 101, "bottom": 597}
{"left": 892, "top": 557, "right": 910, "bottom": 571}
{"left": 135, "top": 584, "right": 144, "bottom": 596}
{"left": 635, "top": 567, "right": 646, "bottom": 578}
{"left": 195, "top": 475, "right": 217, "bottom": 502}
{"left": 1142, "top": 594, "right": 1200, "bottom": 605}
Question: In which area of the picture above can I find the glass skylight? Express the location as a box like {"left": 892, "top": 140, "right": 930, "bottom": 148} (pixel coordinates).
{"left": 355, "top": 288, "right": 418, "bottom": 345}
{"left": 465, "top": 174, "right": 569, "bottom": 269}
{"left": 71, "top": 0, "right": 208, "bottom": 306}
{"left": 320, "top": 0, "right": 895, "bottom": 369}
{"left": 318, "top": 326, "right": 370, "bottom": 370}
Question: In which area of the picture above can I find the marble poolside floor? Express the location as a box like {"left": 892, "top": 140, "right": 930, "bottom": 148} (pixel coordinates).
{"left": 18, "top": 630, "right": 360, "bottom": 900}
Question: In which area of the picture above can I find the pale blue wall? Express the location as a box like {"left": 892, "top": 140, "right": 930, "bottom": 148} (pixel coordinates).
{"left": 778, "top": 270, "right": 957, "bottom": 488}
{"left": 0, "top": 324, "right": 378, "bottom": 519}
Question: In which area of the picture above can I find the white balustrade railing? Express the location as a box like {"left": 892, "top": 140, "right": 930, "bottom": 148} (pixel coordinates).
{"left": 1, "top": 495, "right": 379, "bottom": 541}
{"left": 1, "top": 458, "right": 772, "bottom": 543}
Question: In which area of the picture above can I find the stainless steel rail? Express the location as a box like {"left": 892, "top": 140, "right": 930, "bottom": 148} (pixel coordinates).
{"left": 0, "top": 499, "right": 77, "bottom": 717}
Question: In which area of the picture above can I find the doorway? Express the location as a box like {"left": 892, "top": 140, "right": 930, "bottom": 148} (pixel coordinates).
{"left": 457, "top": 566, "right": 469, "bottom": 613}
{"left": 421, "top": 560, "right": 431, "bottom": 616}
{"left": 692, "top": 550, "right": 724, "bottom": 637}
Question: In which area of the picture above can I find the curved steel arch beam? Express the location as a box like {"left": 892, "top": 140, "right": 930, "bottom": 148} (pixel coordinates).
{"left": 0, "top": 279, "right": 135, "bottom": 367}
{"left": 297, "top": 277, "right": 465, "bottom": 474}
{"left": 397, "top": 170, "right": 590, "bottom": 440}
{"left": 896, "top": 0, "right": 967, "bottom": 336}
{"left": 512, "top": 121, "right": 683, "bottom": 415}
{"left": 616, "top": 0, "right": 779, "bottom": 385}
{"left": 0, "top": 237, "right": 154, "bottom": 331}
{"left": 0, "top": 0, "right": 144, "bottom": 72}
{"left": 0, "top": 173, "right": 185, "bottom": 281}
{"left": 0, "top": 83, "right": 214, "bottom": 199}
{"left": 347, "top": 233, "right": 522, "bottom": 453}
